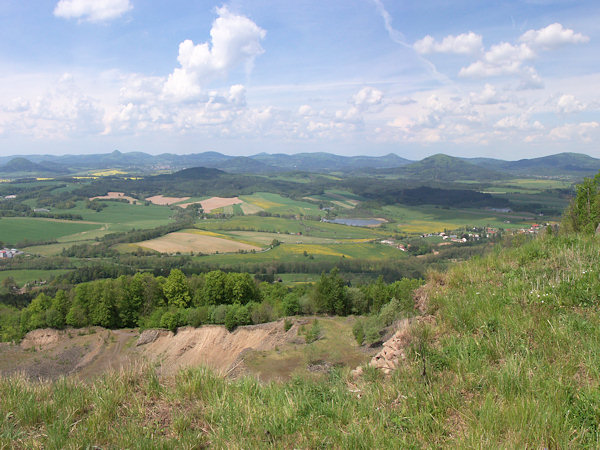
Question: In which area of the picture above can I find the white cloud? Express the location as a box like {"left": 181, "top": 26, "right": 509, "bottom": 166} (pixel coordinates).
{"left": 1, "top": 74, "right": 105, "bottom": 139}
{"left": 494, "top": 115, "right": 543, "bottom": 131}
{"left": 54, "top": 0, "right": 132, "bottom": 22}
{"left": 459, "top": 42, "right": 534, "bottom": 78}
{"left": 549, "top": 121, "right": 599, "bottom": 142}
{"left": 163, "top": 6, "right": 266, "bottom": 100}
{"left": 556, "top": 94, "right": 585, "bottom": 114}
{"left": 414, "top": 32, "right": 483, "bottom": 55}
{"left": 469, "top": 84, "right": 504, "bottom": 105}
{"left": 352, "top": 87, "right": 383, "bottom": 111}
{"left": 520, "top": 23, "right": 589, "bottom": 50}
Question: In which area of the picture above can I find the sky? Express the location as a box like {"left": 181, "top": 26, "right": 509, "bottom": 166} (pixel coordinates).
{"left": 0, "top": 0, "right": 599, "bottom": 160}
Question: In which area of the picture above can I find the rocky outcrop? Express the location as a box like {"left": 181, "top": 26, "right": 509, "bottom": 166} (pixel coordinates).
{"left": 596, "top": 223, "right": 600, "bottom": 234}
{"left": 367, "top": 319, "right": 411, "bottom": 375}
{"left": 352, "top": 315, "right": 435, "bottom": 377}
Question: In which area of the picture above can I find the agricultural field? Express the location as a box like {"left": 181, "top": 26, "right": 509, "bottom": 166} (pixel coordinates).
{"left": 197, "top": 216, "right": 385, "bottom": 239}
{"left": 0, "top": 269, "right": 70, "bottom": 287}
{"left": 240, "top": 192, "right": 323, "bottom": 216}
{"left": 0, "top": 217, "right": 101, "bottom": 244}
{"left": 380, "top": 204, "right": 539, "bottom": 234}
{"left": 134, "top": 229, "right": 262, "bottom": 254}
{"left": 13, "top": 200, "right": 175, "bottom": 255}
{"left": 307, "top": 189, "right": 363, "bottom": 209}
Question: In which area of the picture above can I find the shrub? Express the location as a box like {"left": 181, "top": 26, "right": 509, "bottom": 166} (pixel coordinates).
{"left": 352, "top": 319, "right": 364, "bottom": 345}
{"left": 304, "top": 319, "right": 321, "bottom": 343}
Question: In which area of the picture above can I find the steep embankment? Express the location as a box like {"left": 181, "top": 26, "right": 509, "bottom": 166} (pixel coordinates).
{"left": 0, "top": 320, "right": 301, "bottom": 380}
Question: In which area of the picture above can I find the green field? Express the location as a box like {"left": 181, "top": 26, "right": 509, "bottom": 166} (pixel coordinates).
{"left": 0, "top": 218, "right": 102, "bottom": 244}
{"left": 15, "top": 200, "right": 175, "bottom": 255}
{"left": 48, "top": 200, "right": 174, "bottom": 230}
{"left": 380, "top": 204, "right": 538, "bottom": 234}
{"left": 0, "top": 269, "right": 70, "bottom": 287}
{"left": 197, "top": 216, "right": 385, "bottom": 239}
{"left": 240, "top": 192, "right": 323, "bottom": 216}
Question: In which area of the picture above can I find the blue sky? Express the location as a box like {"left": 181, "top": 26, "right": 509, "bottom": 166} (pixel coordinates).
{"left": 0, "top": 0, "right": 599, "bottom": 159}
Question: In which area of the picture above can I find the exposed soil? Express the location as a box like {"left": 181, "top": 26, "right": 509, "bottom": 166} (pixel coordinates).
{"left": 0, "top": 320, "right": 304, "bottom": 381}
{"left": 90, "top": 192, "right": 138, "bottom": 204}
{"left": 136, "top": 231, "right": 262, "bottom": 254}
{"left": 197, "top": 196, "right": 243, "bottom": 213}
{"left": 145, "top": 195, "right": 190, "bottom": 205}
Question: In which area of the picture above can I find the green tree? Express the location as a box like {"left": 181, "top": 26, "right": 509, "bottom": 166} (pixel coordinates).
{"left": 225, "top": 272, "right": 260, "bottom": 305}
{"left": 312, "top": 268, "right": 348, "bottom": 315}
{"left": 163, "top": 269, "right": 191, "bottom": 308}
{"left": 565, "top": 173, "right": 600, "bottom": 234}
{"left": 203, "top": 270, "right": 228, "bottom": 305}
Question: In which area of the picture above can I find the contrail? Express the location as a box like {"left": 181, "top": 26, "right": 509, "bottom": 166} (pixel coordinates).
{"left": 370, "top": 0, "right": 451, "bottom": 85}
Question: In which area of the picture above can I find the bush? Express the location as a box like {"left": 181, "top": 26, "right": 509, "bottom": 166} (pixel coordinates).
{"left": 282, "top": 293, "right": 301, "bottom": 316}
{"left": 352, "top": 319, "right": 364, "bottom": 345}
{"left": 160, "top": 311, "right": 179, "bottom": 332}
{"left": 304, "top": 319, "right": 321, "bottom": 343}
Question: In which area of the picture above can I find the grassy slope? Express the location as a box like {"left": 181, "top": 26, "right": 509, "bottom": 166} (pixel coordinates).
{"left": 0, "top": 218, "right": 101, "bottom": 243}
{"left": 2, "top": 234, "right": 600, "bottom": 447}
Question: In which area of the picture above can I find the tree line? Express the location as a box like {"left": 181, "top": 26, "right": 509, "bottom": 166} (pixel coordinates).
{"left": 1, "top": 268, "right": 423, "bottom": 342}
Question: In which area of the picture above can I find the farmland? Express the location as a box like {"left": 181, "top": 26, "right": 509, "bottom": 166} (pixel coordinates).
{"left": 0, "top": 217, "right": 101, "bottom": 244}
{"left": 135, "top": 229, "right": 262, "bottom": 254}
{"left": 0, "top": 155, "right": 575, "bottom": 288}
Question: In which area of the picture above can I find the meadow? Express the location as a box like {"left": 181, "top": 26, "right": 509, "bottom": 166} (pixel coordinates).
{"left": 0, "top": 269, "right": 70, "bottom": 287}
{"left": 0, "top": 218, "right": 101, "bottom": 244}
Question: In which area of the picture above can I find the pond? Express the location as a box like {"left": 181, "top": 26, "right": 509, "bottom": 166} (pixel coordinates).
{"left": 323, "top": 218, "right": 384, "bottom": 227}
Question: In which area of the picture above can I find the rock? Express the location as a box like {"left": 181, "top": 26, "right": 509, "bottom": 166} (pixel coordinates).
{"left": 596, "top": 223, "right": 600, "bottom": 235}
{"left": 136, "top": 329, "right": 161, "bottom": 346}
{"left": 350, "top": 366, "right": 364, "bottom": 379}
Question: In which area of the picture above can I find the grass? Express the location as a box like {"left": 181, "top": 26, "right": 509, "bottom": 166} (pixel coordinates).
{"left": 240, "top": 192, "right": 323, "bottom": 216}
{"left": 0, "top": 269, "right": 70, "bottom": 287}
{"left": 381, "top": 204, "right": 537, "bottom": 234}
{"left": 0, "top": 218, "right": 101, "bottom": 244}
{"left": 2, "top": 234, "right": 600, "bottom": 446}
{"left": 18, "top": 201, "right": 175, "bottom": 255}
{"left": 197, "top": 215, "right": 385, "bottom": 239}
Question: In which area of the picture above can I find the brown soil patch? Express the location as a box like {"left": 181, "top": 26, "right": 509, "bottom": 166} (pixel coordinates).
{"left": 0, "top": 321, "right": 298, "bottom": 381}
{"left": 145, "top": 195, "right": 190, "bottom": 206}
{"left": 138, "top": 322, "right": 297, "bottom": 376}
{"left": 90, "top": 192, "right": 138, "bottom": 204}
{"left": 136, "top": 231, "right": 261, "bottom": 254}
{"left": 198, "top": 196, "right": 243, "bottom": 213}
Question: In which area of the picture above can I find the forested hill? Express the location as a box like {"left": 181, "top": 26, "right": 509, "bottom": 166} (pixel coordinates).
{"left": 378, "top": 154, "right": 507, "bottom": 181}
{"left": 464, "top": 152, "right": 600, "bottom": 177}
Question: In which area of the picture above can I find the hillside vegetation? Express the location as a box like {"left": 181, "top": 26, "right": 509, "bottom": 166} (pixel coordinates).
{"left": 1, "top": 231, "right": 600, "bottom": 446}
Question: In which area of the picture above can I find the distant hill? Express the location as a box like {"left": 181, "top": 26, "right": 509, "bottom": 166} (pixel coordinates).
{"left": 1, "top": 150, "right": 599, "bottom": 179}
{"left": 385, "top": 154, "right": 505, "bottom": 182}
{"left": 464, "top": 152, "right": 600, "bottom": 177}
{"left": 0, "top": 157, "right": 68, "bottom": 175}
{"left": 249, "top": 152, "right": 412, "bottom": 173}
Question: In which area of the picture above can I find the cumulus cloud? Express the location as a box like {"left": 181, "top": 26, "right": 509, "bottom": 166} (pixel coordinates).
{"left": 520, "top": 23, "right": 589, "bottom": 50}
{"left": 454, "top": 22, "right": 587, "bottom": 89}
{"left": 1, "top": 73, "right": 105, "bottom": 139}
{"left": 352, "top": 87, "right": 383, "bottom": 111}
{"left": 163, "top": 6, "right": 266, "bottom": 100}
{"left": 494, "top": 115, "right": 543, "bottom": 131}
{"left": 54, "top": 0, "right": 132, "bottom": 22}
{"left": 459, "top": 42, "right": 534, "bottom": 77}
{"left": 414, "top": 32, "right": 483, "bottom": 55}
{"left": 469, "top": 84, "right": 503, "bottom": 105}
{"left": 556, "top": 94, "right": 585, "bottom": 114}
{"left": 549, "top": 121, "right": 599, "bottom": 142}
